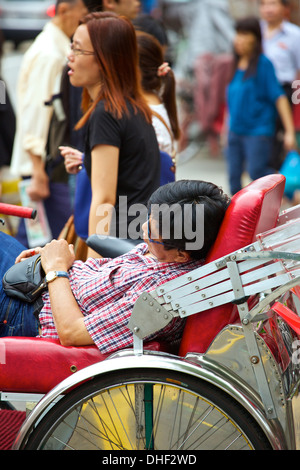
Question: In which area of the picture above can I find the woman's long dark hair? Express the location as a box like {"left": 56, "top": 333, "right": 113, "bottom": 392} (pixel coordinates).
{"left": 233, "top": 16, "right": 262, "bottom": 80}
{"left": 136, "top": 31, "right": 180, "bottom": 140}
{"left": 75, "top": 12, "right": 152, "bottom": 129}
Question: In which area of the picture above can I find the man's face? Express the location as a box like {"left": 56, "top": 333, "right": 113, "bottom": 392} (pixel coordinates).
{"left": 63, "top": 0, "right": 88, "bottom": 38}
{"left": 260, "top": 0, "right": 286, "bottom": 25}
{"left": 109, "top": 0, "right": 140, "bottom": 20}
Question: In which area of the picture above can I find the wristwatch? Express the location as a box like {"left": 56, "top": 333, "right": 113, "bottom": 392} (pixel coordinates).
{"left": 45, "top": 271, "right": 69, "bottom": 284}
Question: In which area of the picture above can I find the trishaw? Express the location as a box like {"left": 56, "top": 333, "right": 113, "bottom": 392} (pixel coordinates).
{"left": 1, "top": 173, "right": 300, "bottom": 450}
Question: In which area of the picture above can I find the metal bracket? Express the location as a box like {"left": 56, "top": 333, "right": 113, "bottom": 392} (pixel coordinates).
{"left": 227, "top": 261, "right": 277, "bottom": 419}
{"left": 132, "top": 334, "right": 144, "bottom": 356}
{"left": 0, "top": 392, "right": 44, "bottom": 404}
{"left": 128, "top": 292, "right": 175, "bottom": 340}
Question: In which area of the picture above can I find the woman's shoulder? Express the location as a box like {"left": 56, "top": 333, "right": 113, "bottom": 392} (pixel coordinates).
{"left": 92, "top": 100, "right": 107, "bottom": 115}
{"left": 150, "top": 103, "right": 169, "bottom": 117}
{"left": 257, "top": 53, "right": 275, "bottom": 71}
{"left": 90, "top": 100, "right": 119, "bottom": 128}
{"left": 150, "top": 103, "right": 171, "bottom": 127}
{"left": 92, "top": 100, "right": 135, "bottom": 121}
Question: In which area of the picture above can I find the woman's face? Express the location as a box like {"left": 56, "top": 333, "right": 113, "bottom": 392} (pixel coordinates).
{"left": 67, "top": 24, "right": 101, "bottom": 98}
{"left": 233, "top": 31, "right": 258, "bottom": 58}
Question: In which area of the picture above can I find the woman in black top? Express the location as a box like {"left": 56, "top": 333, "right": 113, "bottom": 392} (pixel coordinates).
{"left": 60, "top": 12, "right": 160, "bottom": 255}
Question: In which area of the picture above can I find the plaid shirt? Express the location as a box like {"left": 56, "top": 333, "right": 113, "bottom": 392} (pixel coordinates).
{"left": 39, "top": 243, "right": 201, "bottom": 354}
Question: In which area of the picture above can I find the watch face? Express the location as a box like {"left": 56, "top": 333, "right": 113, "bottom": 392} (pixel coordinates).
{"left": 46, "top": 271, "right": 56, "bottom": 282}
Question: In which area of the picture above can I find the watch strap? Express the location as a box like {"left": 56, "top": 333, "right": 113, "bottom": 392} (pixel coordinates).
{"left": 46, "top": 270, "right": 69, "bottom": 283}
{"left": 55, "top": 271, "right": 69, "bottom": 279}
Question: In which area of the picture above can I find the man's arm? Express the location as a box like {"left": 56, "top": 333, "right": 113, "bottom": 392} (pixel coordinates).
{"left": 47, "top": 277, "right": 94, "bottom": 346}
{"left": 41, "top": 239, "right": 94, "bottom": 346}
{"left": 22, "top": 57, "right": 64, "bottom": 200}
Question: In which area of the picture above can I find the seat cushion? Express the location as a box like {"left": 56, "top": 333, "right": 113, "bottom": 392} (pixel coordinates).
{"left": 0, "top": 337, "right": 168, "bottom": 394}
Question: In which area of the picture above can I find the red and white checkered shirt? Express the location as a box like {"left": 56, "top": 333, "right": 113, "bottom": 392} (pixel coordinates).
{"left": 39, "top": 243, "right": 201, "bottom": 354}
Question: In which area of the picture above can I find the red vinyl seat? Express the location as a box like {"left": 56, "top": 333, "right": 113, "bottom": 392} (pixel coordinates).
{"left": 0, "top": 174, "right": 285, "bottom": 395}
{"left": 0, "top": 337, "right": 168, "bottom": 394}
{"left": 179, "top": 174, "right": 285, "bottom": 356}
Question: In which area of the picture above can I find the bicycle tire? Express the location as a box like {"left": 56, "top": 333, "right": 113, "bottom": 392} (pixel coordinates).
{"left": 23, "top": 368, "right": 272, "bottom": 450}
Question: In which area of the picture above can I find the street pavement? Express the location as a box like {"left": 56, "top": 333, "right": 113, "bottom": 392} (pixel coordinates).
{"left": 176, "top": 142, "right": 230, "bottom": 196}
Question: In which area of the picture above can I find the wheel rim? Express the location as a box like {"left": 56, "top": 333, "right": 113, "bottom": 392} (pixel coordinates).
{"left": 35, "top": 380, "right": 254, "bottom": 450}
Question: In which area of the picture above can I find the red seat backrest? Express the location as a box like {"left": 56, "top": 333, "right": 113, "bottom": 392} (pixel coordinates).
{"left": 179, "top": 174, "right": 286, "bottom": 356}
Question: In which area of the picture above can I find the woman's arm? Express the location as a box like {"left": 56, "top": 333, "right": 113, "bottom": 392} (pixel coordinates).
{"left": 276, "top": 95, "right": 297, "bottom": 151}
{"left": 88, "top": 144, "right": 119, "bottom": 258}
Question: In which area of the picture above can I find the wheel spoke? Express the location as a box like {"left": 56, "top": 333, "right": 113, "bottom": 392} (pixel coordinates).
{"left": 26, "top": 372, "right": 266, "bottom": 450}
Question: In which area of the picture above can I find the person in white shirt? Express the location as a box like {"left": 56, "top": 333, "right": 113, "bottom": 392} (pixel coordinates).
{"left": 10, "top": 0, "right": 87, "bottom": 202}
{"left": 260, "top": 0, "right": 299, "bottom": 169}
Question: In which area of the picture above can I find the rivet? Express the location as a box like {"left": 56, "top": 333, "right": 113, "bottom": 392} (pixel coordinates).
{"left": 70, "top": 365, "right": 77, "bottom": 373}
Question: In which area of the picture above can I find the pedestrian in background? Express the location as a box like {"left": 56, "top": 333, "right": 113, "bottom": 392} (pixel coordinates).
{"left": 10, "top": 0, "right": 87, "bottom": 245}
{"left": 0, "top": 31, "right": 15, "bottom": 173}
{"left": 225, "top": 16, "right": 296, "bottom": 195}
{"left": 61, "top": 12, "right": 161, "bottom": 257}
{"left": 136, "top": 30, "right": 179, "bottom": 183}
{"left": 260, "top": 0, "right": 300, "bottom": 169}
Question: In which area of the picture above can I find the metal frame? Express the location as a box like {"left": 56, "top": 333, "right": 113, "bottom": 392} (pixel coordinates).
{"left": 10, "top": 207, "right": 300, "bottom": 450}
{"left": 12, "top": 351, "right": 290, "bottom": 450}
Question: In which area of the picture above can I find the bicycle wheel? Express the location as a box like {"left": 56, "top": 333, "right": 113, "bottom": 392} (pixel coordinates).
{"left": 24, "top": 368, "right": 272, "bottom": 450}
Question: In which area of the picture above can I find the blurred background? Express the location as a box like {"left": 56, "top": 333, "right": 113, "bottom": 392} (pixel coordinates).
{"left": 0, "top": 0, "right": 300, "bottom": 200}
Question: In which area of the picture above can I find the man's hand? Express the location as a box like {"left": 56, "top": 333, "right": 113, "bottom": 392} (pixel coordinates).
{"left": 41, "top": 239, "right": 75, "bottom": 273}
{"left": 283, "top": 130, "right": 297, "bottom": 152}
{"left": 15, "top": 246, "right": 43, "bottom": 263}
{"left": 27, "top": 171, "right": 50, "bottom": 201}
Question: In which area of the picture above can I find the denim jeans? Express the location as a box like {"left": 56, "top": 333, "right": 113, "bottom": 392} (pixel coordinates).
{"left": 226, "top": 132, "right": 275, "bottom": 195}
{"left": 0, "top": 232, "right": 38, "bottom": 337}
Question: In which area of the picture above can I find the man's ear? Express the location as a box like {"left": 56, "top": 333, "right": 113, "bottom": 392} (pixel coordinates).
{"left": 56, "top": 1, "right": 69, "bottom": 16}
{"left": 174, "top": 250, "right": 191, "bottom": 263}
{"left": 102, "top": 0, "right": 116, "bottom": 11}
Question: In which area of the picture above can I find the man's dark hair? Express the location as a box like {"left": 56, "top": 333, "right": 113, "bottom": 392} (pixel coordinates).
{"left": 133, "top": 14, "right": 169, "bottom": 47}
{"left": 147, "top": 180, "right": 230, "bottom": 261}
{"left": 55, "top": 0, "right": 104, "bottom": 12}
{"left": 82, "top": 0, "right": 104, "bottom": 11}
{"left": 260, "top": 0, "right": 289, "bottom": 5}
